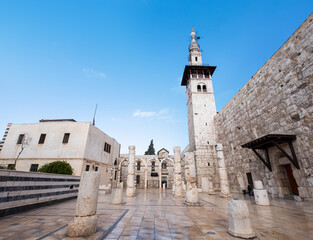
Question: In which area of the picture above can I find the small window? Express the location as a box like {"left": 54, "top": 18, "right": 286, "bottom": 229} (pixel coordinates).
{"left": 137, "top": 162, "right": 141, "bottom": 170}
{"left": 203, "top": 85, "right": 207, "bottom": 92}
{"left": 195, "top": 57, "right": 198, "bottom": 61}
{"left": 95, "top": 166, "right": 98, "bottom": 171}
{"left": 114, "top": 170, "right": 117, "bottom": 180}
{"left": 86, "top": 165, "right": 90, "bottom": 171}
{"left": 63, "top": 133, "right": 70, "bottom": 143}
{"left": 30, "top": 164, "right": 39, "bottom": 172}
{"left": 162, "top": 162, "right": 167, "bottom": 169}
{"left": 17, "top": 134, "right": 25, "bottom": 144}
{"left": 136, "top": 175, "right": 140, "bottom": 184}
{"left": 197, "top": 85, "right": 201, "bottom": 92}
{"left": 38, "top": 134, "right": 46, "bottom": 144}
{"left": 151, "top": 161, "right": 155, "bottom": 171}
{"left": 104, "top": 142, "right": 111, "bottom": 153}
{"left": 114, "top": 159, "right": 117, "bottom": 165}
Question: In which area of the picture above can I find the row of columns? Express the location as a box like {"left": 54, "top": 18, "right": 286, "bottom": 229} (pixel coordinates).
{"left": 124, "top": 144, "right": 230, "bottom": 200}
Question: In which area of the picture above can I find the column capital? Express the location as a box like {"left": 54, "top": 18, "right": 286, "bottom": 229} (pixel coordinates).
{"left": 216, "top": 143, "right": 223, "bottom": 151}
{"left": 173, "top": 146, "right": 181, "bottom": 153}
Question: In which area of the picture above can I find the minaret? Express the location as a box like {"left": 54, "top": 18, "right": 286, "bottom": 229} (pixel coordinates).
{"left": 181, "top": 29, "right": 218, "bottom": 188}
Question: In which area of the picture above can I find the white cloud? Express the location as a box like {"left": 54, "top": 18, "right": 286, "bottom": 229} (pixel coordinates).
{"left": 133, "top": 108, "right": 174, "bottom": 121}
{"left": 82, "top": 68, "right": 106, "bottom": 79}
{"left": 133, "top": 109, "right": 156, "bottom": 118}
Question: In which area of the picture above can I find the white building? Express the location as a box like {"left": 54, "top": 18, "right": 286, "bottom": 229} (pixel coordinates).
{"left": 0, "top": 119, "right": 120, "bottom": 186}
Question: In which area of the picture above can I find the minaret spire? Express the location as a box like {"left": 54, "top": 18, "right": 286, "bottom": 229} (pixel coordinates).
{"left": 188, "top": 28, "right": 202, "bottom": 65}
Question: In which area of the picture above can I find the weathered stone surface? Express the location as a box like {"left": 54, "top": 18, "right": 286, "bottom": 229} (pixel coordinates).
{"left": 201, "top": 177, "right": 209, "bottom": 193}
{"left": 228, "top": 199, "right": 255, "bottom": 239}
{"left": 216, "top": 144, "right": 231, "bottom": 197}
{"left": 208, "top": 180, "right": 215, "bottom": 194}
{"left": 214, "top": 13, "right": 313, "bottom": 201}
{"left": 174, "top": 146, "right": 183, "bottom": 197}
{"left": 111, "top": 188, "right": 123, "bottom": 205}
{"left": 76, "top": 172, "right": 100, "bottom": 217}
{"left": 66, "top": 215, "right": 97, "bottom": 237}
{"left": 184, "top": 152, "right": 199, "bottom": 204}
{"left": 254, "top": 180, "right": 264, "bottom": 190}
{"left": 126, "top": 145, "right": 136, "bottom": 197}
{"left": 254, "top": 189, "right": 270, "bottom": 206}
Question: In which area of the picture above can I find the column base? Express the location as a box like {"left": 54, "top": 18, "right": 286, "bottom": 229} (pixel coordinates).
{"left": 66, "top": 215, "right": 97, "bottom": 237}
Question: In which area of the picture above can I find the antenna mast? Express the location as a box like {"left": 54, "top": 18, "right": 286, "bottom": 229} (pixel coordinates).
{"left": 92, "top": 104, "right": 98, "bottom": 126}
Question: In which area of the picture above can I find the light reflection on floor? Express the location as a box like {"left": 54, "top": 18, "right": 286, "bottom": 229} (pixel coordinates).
{"left": 0, "top": 189, "right": 312, "bottom": 239}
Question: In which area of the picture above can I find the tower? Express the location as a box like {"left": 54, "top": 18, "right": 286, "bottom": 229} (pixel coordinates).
{"left": 181, "top": 29, "right": 218, "bottom": 187}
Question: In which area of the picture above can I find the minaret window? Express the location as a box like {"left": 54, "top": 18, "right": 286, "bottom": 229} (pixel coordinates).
{"left": 197, "top": 85, "right": 201, "bottom": 92}
{"left": 195, "top": 57, "right": 198, "bottom": 61}
{"left": 203, "top": 85, "right": 207, "bottom": 92}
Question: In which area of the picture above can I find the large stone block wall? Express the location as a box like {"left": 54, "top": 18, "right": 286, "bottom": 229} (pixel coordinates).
{"left": 214, "top": 13, "right": 313, "bottom": 199}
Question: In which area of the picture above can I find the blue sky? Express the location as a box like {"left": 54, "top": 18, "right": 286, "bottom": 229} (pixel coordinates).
{"left": 0, "top": 1, "right": 312, "bottom": 154}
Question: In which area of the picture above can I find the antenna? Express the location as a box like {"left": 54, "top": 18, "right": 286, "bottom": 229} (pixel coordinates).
{"left": 92, "top": 104, "right": 98, "bottom": 126}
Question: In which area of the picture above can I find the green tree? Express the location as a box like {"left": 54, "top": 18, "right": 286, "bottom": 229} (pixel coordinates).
{"left": 38, "top": 161, "right": 73, "bottom": 175}
{"left": 145, "top": 139, "right": 156, "bottom": 155}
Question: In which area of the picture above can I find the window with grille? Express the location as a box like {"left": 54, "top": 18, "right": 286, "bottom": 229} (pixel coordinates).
{"left": 17, "top": 134, "right": 25, "bottom": 144}
{"left": 104, "top": 142, "right": 111, "bottom": 153}
{"left": 38, "top": 134, "right": 46, "bottom": 144}
{"left": 63, "top": 133, "right": 70, "bottom": 143}
{"left": 30, "top": 164, "right": 39, "bottom": 172}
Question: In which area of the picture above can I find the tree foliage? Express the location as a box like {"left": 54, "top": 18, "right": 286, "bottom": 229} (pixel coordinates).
{"left": 38, "top": 161, "right": 73, "bottom": 175}
{"left": 144, "top": 139, "right": 156, "bottom": 155}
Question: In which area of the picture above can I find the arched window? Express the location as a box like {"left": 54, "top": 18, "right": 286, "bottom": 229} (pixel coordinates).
{"left": 162, "top": 161, "right": 167, "bottom": 169}
{"left": 137, "top": 162, "right": 141, "bottom": 170}
{"left": 203, "top": 85, "right": 207, "bottom": 92}
{"left": 197, "top": 85, "right": 201, "bottom": 92}
{"left": 151, "top": 161, "right": 155, "bottom": 171}
{"left": 114, "top": 159, "right": 117, "bottom": 165}
{"left": 136, "top": 175, "right": 140, "bottom": 184}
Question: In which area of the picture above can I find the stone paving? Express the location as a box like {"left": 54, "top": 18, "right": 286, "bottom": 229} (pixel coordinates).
{"left": 0, "top": 189, "right": 312, "bottom": 239}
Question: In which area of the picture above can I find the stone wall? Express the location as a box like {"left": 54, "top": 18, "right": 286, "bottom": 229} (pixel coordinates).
{"left": 0, "top": 170, "right": 80, "bottom": 217}
{"left": 214, "top": 13, "right": 313, "bottom": 200}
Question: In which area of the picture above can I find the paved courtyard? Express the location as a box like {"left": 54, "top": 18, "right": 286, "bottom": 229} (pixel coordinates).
{"left": 0, "top": 189, "right": 312, "bottom": 240}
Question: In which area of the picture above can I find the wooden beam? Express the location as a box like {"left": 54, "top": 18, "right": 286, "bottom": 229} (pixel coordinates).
{"left": 252, "top": 148, "right": 272, "bottom": 172}
{"left": 271, "top": 141, "right": 300, "bottom": 169}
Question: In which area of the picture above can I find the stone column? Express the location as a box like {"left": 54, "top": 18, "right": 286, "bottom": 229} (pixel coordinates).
{"left": 111, "top": 185, "right": 123, "bottom": 205}
{"left": 173, "top": 146, "right": 183, "bottom": 197}
{"left": 208, "top": 179, "right": 215, "bottom": 194}
{"left": 228, "top": 199, "right": 255, "bottom": 238}
{"left": 201, "top": 177, "right": 209, "bottom": 193}
{"left": 184, "top": 152, "right": 199, "bottom": 205}
{"left": 126, "top": 145, "right": 136, "bottom": 197}
{"left": 216, "top": 144, "right": 231, "bottom": 197}
{"left": 159, "top": 163, "right": 162, "bottom": 189}
{"left": 67, "top": 172, "right": 100, "bottom": 237}
{"left": 144, "top": 167, "right": 148, "bottom": 189}
{"left": 253, "top": 180, "right": 270, "bottom": 206}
